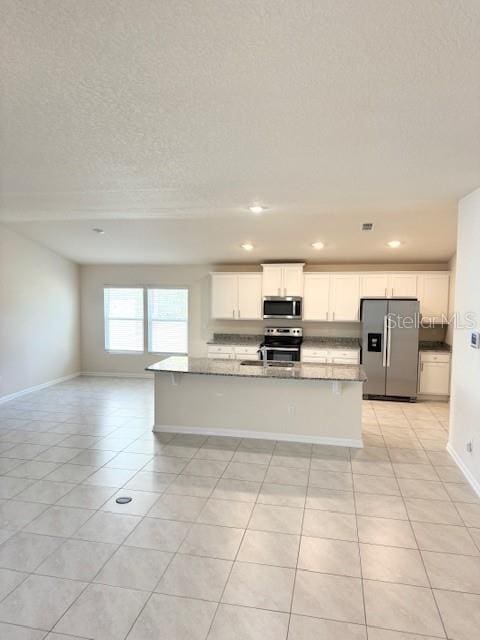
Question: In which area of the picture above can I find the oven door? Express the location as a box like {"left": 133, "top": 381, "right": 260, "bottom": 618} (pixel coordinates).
{"left": 263, "top": 347, "right": 301, "bottom": 362}
{"left": 263, "top": 297, "right": 302, "bottom": 319}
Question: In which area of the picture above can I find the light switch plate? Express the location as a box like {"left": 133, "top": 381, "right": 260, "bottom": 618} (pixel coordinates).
{"left": 470, "top": 331, "right": 480, "bottom": 349}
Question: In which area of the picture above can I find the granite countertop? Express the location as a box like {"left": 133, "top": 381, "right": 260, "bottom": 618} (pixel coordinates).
{"left": 302, "top": 337, "right": 361, "bottom": 350}
{"left": 206, "top": 334, "right": 263, "bottom": 346}
{"left": 146, "top": 356, "right": 367, "bottom": 382}
{"left": 419, "top": 341, "right": 451, "bottom": 353}
{"left": 207, "top": 334, "right": 360, "bottom": 350}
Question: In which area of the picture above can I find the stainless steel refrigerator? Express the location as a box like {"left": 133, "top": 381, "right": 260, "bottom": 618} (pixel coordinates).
{"left": 361, "top": 298, "right": 420, "bottom": 400}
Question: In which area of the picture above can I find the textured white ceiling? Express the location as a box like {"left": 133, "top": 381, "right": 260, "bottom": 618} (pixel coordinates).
{"left": 1, "top": 0, "right": 478, "bottom": 263}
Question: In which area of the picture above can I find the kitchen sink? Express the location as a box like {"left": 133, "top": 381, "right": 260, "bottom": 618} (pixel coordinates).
{"left": 239, "top": 360, "right": 295, "bottom": 368}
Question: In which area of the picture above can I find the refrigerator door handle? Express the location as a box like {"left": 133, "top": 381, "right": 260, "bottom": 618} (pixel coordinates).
{"left": 382, "top": 315, "right": 388, "bottom": 368}
{"left": 386, "top": 315, "right": 392, "bottom": 367}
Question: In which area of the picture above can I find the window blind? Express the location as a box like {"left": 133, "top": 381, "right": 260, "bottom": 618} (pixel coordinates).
{"left": 148, "top": 288, "right": 188, "bottom": 354}
{"left": 104, "top": 287, "right": 144, "bottom": 352}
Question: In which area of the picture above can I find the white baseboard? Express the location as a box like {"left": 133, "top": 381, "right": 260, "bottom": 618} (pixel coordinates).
{"left": 153, "top": 424, "right": 363, "bottom": 448}
{"left": 0, "top": 372, "right": 81, "bottom": 405}
{"left": 417, "top": 394, "right": 450, "bottom": 403}
{"left": 447, "top": 441, "right": 480, "bottom": 498}
{"left": 81, "top": 371, "right": 154, "bottom": 379}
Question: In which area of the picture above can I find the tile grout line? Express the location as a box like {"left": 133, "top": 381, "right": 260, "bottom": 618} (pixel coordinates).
{"left": 391, "top": 404, "right": 450, "bottom": 640}
{"left": 285, "top": 441, "right": 311, "bottom": 638}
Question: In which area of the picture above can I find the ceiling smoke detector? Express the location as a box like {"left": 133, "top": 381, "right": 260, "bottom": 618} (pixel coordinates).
{"left": 362, "top": 223, "right": 374, "bottom": 231}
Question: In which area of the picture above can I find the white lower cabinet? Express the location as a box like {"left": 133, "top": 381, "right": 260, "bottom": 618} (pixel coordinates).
{"left": 207, "top": 345, "right": 259, "bottom": 360}
{"left": 207, "top": 346, "right": 235, "bottom": 359}
{"left": 232, "top": 345, "right": 259, "bottom": 360}
{"left": 418, "top": 352, "right": 450, "bottom": 395}
{"left": 302, "top": 348, "right": 359, "bottom": 365}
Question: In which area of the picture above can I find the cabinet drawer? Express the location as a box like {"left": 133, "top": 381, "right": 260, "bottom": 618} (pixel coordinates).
{"left": 207, "top": 346, "right": 234, "bottom": 356}
{"left": 207, "top": 352, "right": 233, "bottom": 360}
{"left": 331, "top": 350, "right": 359, "bottom": 359}
{"left": 331, "top": 356, "right": 359, "bottom": 364}
{"left": 233, "top": 345, "right": 259, "bottom": 356}
{"left": 420, "top": 352, "right": 450, "bottom": 364}
{"left": 302, "top": 348, "right": 330, "bottom": 358}
{"left": 302, "top": 356, "right": 328, "bottom": 364}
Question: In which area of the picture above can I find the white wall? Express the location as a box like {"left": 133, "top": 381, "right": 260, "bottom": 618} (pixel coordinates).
{"left": 449, "top": 187, "right": 480, "bottom": 493}
{"left": 0, "top": 224, "right": 80, "bottom": 399}
{"left": 80, "top": 262, "right": 449, "bottom": 375}
{"left": 80, "top": 264, "right": 211, "bottom": 375}
{"left": 445, "top": 252, "right": 456, "bottom": 346}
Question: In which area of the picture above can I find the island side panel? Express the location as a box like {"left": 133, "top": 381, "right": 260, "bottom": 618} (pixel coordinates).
{"left": 153, "top": 372, "right": 363, "bottom": 447}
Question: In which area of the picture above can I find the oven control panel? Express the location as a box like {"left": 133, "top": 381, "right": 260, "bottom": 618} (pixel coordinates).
{"left": 265, "top": 327, "right": 303, "bottom": 336}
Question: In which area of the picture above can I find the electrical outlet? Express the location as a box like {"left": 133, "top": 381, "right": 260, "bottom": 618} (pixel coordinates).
{"left": 466, "top": 440, "right": 473, "bottom": 453}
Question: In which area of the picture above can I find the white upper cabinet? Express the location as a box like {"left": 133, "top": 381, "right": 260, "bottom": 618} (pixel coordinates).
{"left": 211, "top": 274, "right": 238, "bottom": 319}
{"left": 417, "top": 273, "right": 450, "bottom": 322}
{"left": 360, "top": 273, "right": 390, "bottom": 298}
{"left": 303, "top": 274, "right": 330, "bottom": 321}
{"left": 330, "top": 274, "right": 360, "bottom": 321}
{"left": 212, "top": 268, "right": 450, "bottom": 324}
{"left": 283, "top": 265, "right": 304, "bottom": 296}
{"left": 360, "top": 273, "right": 417, "bottom": 298}
{"left": 261, "top": 264, "right": 304, "bottom": 297}
{"left": 211, "top": 273, "right": 262, "bottom": 320}
{"left": 237, "top": 274, "right": 262, "bottom": 320}
{"left": 389, "top": 273, "right": 417, "bottom": 298}
{"left": 261, "top": 265, "right": 284, "bottom": 296}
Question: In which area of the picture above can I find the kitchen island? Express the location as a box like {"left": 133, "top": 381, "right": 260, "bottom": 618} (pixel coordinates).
{"left": 146, "top": 356, "right": 366, "bottom": 447}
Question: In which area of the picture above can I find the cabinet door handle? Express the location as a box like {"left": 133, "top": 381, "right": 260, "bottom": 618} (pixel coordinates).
{"left": 332, "top": 311, "right": 335, "bottom": 320}
{"left": 326, "top": 311, "right": 328, "bottom": 320}
{"left": 277, "top": 287, "right": 281, "bottom": 296}
{"left": 384, "top": 287, "right": 388, "bottom": 297}
{"left": 232, "top": 309, "right": 235, "bottom": 318}
{"left": 391, "top": 288, "right": 395, "bottom": 297}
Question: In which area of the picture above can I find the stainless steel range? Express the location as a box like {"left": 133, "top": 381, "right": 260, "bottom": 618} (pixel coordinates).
{"left": 258, "top": 327, "right": 303, "bottom": 363}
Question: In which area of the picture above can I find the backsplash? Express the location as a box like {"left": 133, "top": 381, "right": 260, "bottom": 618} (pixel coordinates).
{"left": 206, "top": 320, "right": 447, "bottom": 347}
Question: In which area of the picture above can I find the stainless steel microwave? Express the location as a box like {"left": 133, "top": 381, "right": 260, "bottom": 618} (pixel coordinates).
{"left": 263, "top": 297, "right": 302, "bottom": 319}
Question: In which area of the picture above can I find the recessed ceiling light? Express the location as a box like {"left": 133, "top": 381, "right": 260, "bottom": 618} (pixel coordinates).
{"left": 92, "top": 228, "right": 105, "bottom": 234}
{"left": 387, "top": 240, "right": 402, "bottom": 248}
{"left": 249, "top": 205, "right": 264, "bottom": 214}
{"left": 311, "top": 241, "right": 324, "bottom": 250}
{"left": 241, "top": 243, "right": 254, "bottom": 251}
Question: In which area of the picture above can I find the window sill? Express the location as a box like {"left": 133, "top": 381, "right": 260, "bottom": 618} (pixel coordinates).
{"left": 104, "top": 350, "right": 145, "bottom": 355}
{"left": 148, "top": 352, "right": 188, "bottom": 356}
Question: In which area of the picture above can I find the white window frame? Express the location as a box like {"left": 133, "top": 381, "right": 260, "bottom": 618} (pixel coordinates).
{"left": 103, "top": 286, "right": 145, "bottom": 354}
{"left": 103, "top": 285, "right": 189, "bottom": 355}
{"left": 147, "top": 286, "right": 189, "bottom": 355}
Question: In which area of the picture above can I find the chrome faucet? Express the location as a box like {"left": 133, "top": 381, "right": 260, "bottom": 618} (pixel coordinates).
{"left": 257, "top": 345, "right": 268, "bottom": 366}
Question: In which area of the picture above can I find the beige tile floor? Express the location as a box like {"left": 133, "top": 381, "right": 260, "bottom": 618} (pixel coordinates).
{"left": 0, "top": 376, "right": 479, "bottom": 639}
